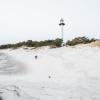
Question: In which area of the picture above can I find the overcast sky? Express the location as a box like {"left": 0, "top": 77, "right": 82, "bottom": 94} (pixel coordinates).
{"left": 0, "top": 0, "right": 100, "bottom": 44}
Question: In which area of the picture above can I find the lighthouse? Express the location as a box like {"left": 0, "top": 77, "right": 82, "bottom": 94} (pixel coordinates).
{"left": 59, "top": 18, "right": 65, "bottom": 42}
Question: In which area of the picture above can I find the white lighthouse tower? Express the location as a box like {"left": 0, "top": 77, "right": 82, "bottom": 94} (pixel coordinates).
{"left": 59, "top": 18, "right": 65, "bottom": 42}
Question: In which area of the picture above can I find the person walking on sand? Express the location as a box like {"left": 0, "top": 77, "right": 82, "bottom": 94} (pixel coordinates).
{"left": 48, "top": 76, "right": 51, "bottom": 79}
{"left": 35, "top": 55, "right": 38, "bottom": 59}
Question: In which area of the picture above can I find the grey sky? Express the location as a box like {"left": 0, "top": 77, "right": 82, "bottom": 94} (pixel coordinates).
{"left": 0, "top": 0, "right": 100, "bottom": 44}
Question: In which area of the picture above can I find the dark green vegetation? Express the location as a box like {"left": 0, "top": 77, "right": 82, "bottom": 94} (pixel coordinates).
{"left": 66, "top": 37, "right": 96, "bottom": 46}
{"left": 0, "top": 37, "right": 97, "bottom": 49}
{"left": 0, "top": 38, "right": 63, "bottom": 49}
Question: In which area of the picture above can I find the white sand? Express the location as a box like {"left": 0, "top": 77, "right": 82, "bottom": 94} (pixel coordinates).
{"left": 0, "top": 46, "right": 100, "bottom": 100}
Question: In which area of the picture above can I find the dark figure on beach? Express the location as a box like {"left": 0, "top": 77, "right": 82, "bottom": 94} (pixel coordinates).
{"left": 35, "top": 55, "right": 38, "bottom": 59}
{"left": 48, "top": 76, "right": 51, "bottom": 79}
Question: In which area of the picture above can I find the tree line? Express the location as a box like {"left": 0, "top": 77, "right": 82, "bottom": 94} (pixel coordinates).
{"left": 0, "top": 38, "right": 63, "bottom": 49}
{"left": 66, "top": 36, "right": 96, "bottom": 46}
{"left": 0, "top": 37, "right": 96, "bottom": 49}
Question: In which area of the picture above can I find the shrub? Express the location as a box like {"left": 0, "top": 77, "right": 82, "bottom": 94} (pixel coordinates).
{"left": 53, "top": 38, "right": 63, "bottom": 47}
{"left": 0, "top": 38, "right": 62, "bottom": 49}
{"left": 66, "top": 36, "right": 96, "bottom": 46}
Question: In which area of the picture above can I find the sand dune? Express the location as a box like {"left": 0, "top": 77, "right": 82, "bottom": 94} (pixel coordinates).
{"left": 0, "top": 46, "right": 100, "bottom": 100}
